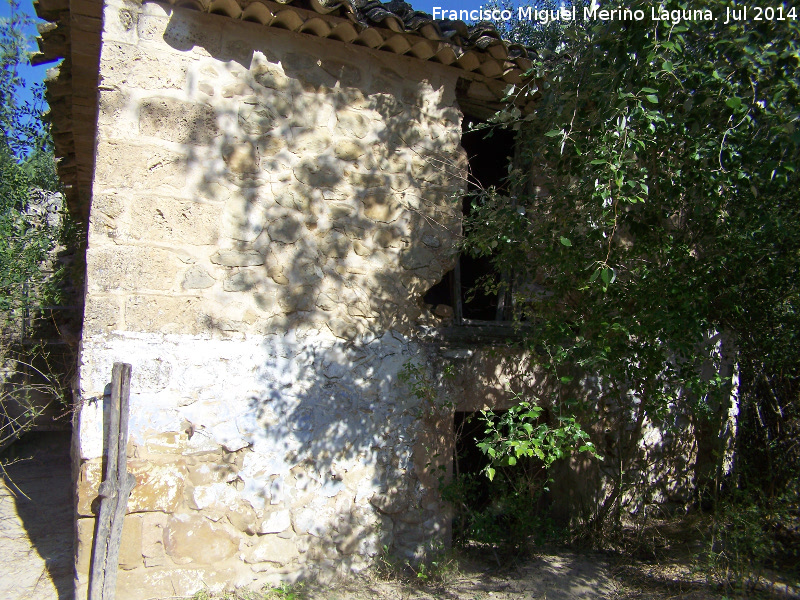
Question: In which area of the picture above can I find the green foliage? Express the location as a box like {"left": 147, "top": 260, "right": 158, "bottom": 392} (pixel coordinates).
{"left": 465, "top": 0, "right": 800, "bottom": 529}
{"left": 443, "top": 468, "right": 562, "bottom": 551}
{"left": 375, "top": 541, "right": 458, "bottom": 587}
{"left": 188, "top": 583, "right": 306, "bottom": 600}
{"left": 476, "top": 397, "right": 599, "bottom": 481}
{"left": 698, "top": 484, "right": 800, "bottom": 594}
{"left": 0, "top": 0, "right": 62, "bottom": 321}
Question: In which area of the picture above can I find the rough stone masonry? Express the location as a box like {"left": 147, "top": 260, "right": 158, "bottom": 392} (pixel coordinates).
{"left": 74, "top": 0, "right": 469, "bottom": 596}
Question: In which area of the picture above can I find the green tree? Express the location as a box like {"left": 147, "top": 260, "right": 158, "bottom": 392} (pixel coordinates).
{"left": 466, "top": 0, "right": 799, "bottom": 539}
{"left": 0, "top": 0, "right": 62, "bottom": 319}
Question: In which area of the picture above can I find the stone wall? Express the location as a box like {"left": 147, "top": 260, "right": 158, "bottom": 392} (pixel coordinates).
{"left": 75, "top": 1, "right": 466, "bottom": 596}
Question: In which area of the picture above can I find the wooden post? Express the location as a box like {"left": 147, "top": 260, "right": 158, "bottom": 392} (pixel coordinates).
{"left": 88, "top": 363, "right": 136, "bottom": 600}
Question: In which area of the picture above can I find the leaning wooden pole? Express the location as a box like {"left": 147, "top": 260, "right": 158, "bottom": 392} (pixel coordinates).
{"left": 88, "top": 363, "right": 136, "bottom": 600}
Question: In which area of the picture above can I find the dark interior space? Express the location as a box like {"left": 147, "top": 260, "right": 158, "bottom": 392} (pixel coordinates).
{"left": 423, "top": 119, "right": 517, "bottom": 322}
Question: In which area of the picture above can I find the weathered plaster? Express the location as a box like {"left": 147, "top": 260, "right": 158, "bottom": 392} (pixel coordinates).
{"left": 75, "top": 0, "right": 465, "bottom": 595}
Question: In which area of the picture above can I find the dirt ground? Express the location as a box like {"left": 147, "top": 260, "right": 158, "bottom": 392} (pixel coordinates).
{"left": 1, "top": 433, "right": 796, "bottom": 600}
{"left": 305, "top": 545, "right": 798, "bottom": 600}
{"left": 0, "top": 431, "right": 73, "bottom": 600}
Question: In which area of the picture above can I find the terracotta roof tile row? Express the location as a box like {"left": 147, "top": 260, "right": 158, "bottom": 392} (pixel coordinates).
{"left": 161, "top": 0, "right": 533, "bottom": 86}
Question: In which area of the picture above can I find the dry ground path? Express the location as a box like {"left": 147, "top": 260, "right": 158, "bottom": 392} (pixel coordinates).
{"left": 0, "top": 432, "right": 73, "bottom": 600}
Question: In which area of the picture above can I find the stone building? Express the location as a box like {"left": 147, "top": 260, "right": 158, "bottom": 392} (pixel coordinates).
{"left": 33, "top": 0, "right": 541, "bottom": 596}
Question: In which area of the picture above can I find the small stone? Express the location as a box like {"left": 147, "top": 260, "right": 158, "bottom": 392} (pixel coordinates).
{"left": 328, "top": 318, "right": 358, "bottom": 340}
{"left": 353, "top": 241, "right": 371, "bottom": 256}
{"left": 210, "top": 250, "right": 264, "bottom": 267}
{"left": 370, "top": 487, "right": 409, "bottom": 515}
{"left": 422, "top": 234, "right": 441, "bottom": 248}
{"left": 434, "top": 304, "right": 453, "bottom": 319}
{"left": 268, "top": 217, "right": 302, "bottom": 244}
{"left": 400, "top": 246, "right": 435, "bottom": 270}
{"left": 223, "top": 271, "right": 258, "bottom": 292}
{"left": 259, "top": 510, "right": 291, "bottom": 534}
{"left": 318, "top": 231, "right": 350, "bottom": 258}
{"left": 182, "top": 265, "right": 215, "bottom": 289}
{"left": 267, "top": 266, "right": 289, "bottom": 285}
{"left": 334, "top": 140, "right": 365, "bottom": 162}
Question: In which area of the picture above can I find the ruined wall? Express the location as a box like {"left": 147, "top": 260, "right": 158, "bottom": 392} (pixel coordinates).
{"left": 75, "top": 0, "right": 466, "bottom": 596}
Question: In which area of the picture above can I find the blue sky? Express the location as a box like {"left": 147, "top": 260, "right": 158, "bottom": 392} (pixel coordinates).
{"left": 2, "top": 0, "right": 57, "bottom": 107}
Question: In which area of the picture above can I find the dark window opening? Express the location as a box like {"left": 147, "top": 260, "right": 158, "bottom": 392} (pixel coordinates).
{"left": 423, "top": 118, "right": 518, "bottom": 324}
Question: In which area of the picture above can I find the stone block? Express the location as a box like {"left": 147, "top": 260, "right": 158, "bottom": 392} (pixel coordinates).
{"left": 142, "top": 512, "right": 169, "bottom": 567}
{"left": 77, "top": 459, "right": 188, "bottom": 516}
{"left": 83, "top": 294, "right": 120, "bottom": 335}
{"left": 328, "top": 318, "right": 358, "bottom": 340}
{"left": 76, "top": 517, "right": 95, "bottom": 578}
{"left": 223, "top": 142, "right": 259, "bottom": 174}
{"left": 399, "top": 246, "right": 436, "bottom": 270}
{"left": 291, "top": 130, "right": 333, "bottom": 155}
{"left": 273, "top": 188, "right": 311, "bottom": 212}
{"left": 139, "top": 98, "right": 219, "bottom": 145}
{"left": 349, "top": 172, "right": 388, "bottom": 189}
{"left": 94, "top": 142, "right": 187, "bottom": 192}
{"left": 100, "top": 43, "right": 191, "bottom": 91}
{"left": 119, "top": 515, "right": 143, "bottom": 570}
{"left": 362, "top": 190, "right": 401, "bottom": 223}
{"left": 238, "top": 104, "right": 276, "bottom": 136}
{"left": 228, "top": 502, "right": 258, "bottom": 534}
{"left": 265, "top": 266, "right": 288, "bottom": 285}
{"left": 164, "top": 513, "right": 239, "bottom": 564}
{"left": 370, "top": 487, "right": 410, "bottom": 514}
{"left": 294, "top": 161, "right": 342, "bottom": 189}
{"left": 125, "top": 295, "right": 203, "bottom": 334}
{"left": 374, "top": 227, "right": 404, "bottom": 248}
{"left": 87, "top": 246, "right": 180, "bottom": 292}
{"left": 245, "top": 535, "right": 299, "bottom": 565}
{"left": 353, "top": 241, "right": 371, "bottom": 257}
{"left": 126, "top": 198, "right": 220, "bottom": 245}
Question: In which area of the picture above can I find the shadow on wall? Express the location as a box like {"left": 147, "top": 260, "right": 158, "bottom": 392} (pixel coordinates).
{"left": 82, "top": 2, "right": 470, "bottom": 589}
